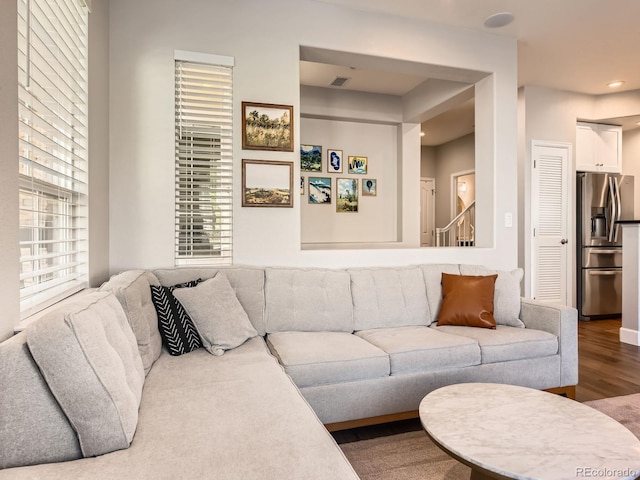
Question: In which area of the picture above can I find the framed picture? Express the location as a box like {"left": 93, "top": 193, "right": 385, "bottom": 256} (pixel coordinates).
{"left": 301, "top": 144, "right": 322, "bottom": 172}
{"left": 242, "top": 159, "right": 293, "bottom": 207}
{"left": 363, "top": 178, "right": 377, "bottom": 196}
{"left": 242, "top": 102, "right": 294, "bottom": 152}
{"left": 300, "top": 176, "right": 305, "bottom": 195}
{"left": 327, "top": 149, "right": 343, "bottom": 173}
{"left": 336, "top": 178, "right": 358, "bottom": 213}
{"left": 348, "top": 156, "right": 368, "bottom": 174}
{"left": 308, "top": 177, "right": 331, "bottom": 204}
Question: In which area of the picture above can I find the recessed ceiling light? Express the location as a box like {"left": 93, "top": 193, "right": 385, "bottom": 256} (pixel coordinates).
{"left": 484, "top": 12, "right": 514, "bottom": 28}
{"left": 607, "top": 80, "right": 625, "bottom": 88}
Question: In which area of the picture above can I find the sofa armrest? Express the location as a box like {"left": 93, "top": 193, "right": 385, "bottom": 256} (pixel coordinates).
{"left": 519, "top": 298, "right": 578, "bottom": 386}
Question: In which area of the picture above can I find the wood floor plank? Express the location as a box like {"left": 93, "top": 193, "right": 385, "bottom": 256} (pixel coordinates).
{"left": 333, "top": 318, "right": 640, "bottom": 443}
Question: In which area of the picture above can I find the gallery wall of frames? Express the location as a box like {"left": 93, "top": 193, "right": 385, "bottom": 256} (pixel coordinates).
{"left": 300, "top": 116, "right": 399, "bottom": 245}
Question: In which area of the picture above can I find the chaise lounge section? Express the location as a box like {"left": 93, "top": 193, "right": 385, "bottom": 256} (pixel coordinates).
{"left": 0, "top": 263, "right": 577, "bottom": 478}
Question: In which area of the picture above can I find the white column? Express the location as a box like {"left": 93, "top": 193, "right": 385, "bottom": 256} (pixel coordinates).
{"left": 620, "top": 223, "right": 640, "bottom": 346}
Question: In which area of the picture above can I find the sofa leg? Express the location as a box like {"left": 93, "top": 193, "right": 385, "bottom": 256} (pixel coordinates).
{"left": 544, "top": 385, "right": 576, "bottom": 400}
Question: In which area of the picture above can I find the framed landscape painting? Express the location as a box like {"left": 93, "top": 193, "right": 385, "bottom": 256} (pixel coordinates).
{"left": 327, "top": 149, "right": 343, "bottom": 173}
{"left": 348, "top": 156, "right": 367, "bottom": 174}
{"left": 363, "top": 178, "right": 377, "bottom": 196}
{"left": 242, "top": 160, "right": 293, "bottom": 207}
{"left": 308, "top": 177, "right": 331, "bottom": 204}
{"left": 337, "top": 178, "right": 358, "bottom": 213}
{"left": 242, "top": 102, "right": 294, "bottom": 152}
{"left": 301, "top": 144, "right": 322, "bottom": 172}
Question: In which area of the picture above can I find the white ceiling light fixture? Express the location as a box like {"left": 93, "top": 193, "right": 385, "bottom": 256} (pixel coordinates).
{"left": 420, "top": 131, "right": 426, "bottom": 137}
{"left": 484, "top": 12, "right": 514, "bottom": 28}
{"left": 607, "top": 80, "right": 625, "bottom": 88}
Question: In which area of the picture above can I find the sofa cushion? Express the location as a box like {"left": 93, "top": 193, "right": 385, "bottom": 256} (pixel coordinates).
{"left": 153, "top": 267, "right": 267, "bottom": 336}
{"left": 172, "top": 273, "right": 258, "bottom": 356}
{"left": 419, "top": 264, "right": 461, "bottom": 325}
{"left": 437, "top": 273, "right": 498, "bottom": 329}
{"left": 27, "top": 292, "right": 145, "bottom": 458}
{"left": 0, "top": 331, "right": 82, "bottom": 469}
{"left": 265, "top": 268, "right": 353, "bottom": 333}
{"left": 349, "top": 267, "right": 431, "bottom": 330}
{"left": 355, "top": 326, "right": 480, "bottom": 375}
{"left": 98, "top": 270, "right": 161, "bottom": 375}
{"left": 150, "top": 281, "right": 203, "bottom": 356}
{"left": 432, "top": 324, "right": 559, "bottom": 364}
{"left": 266, "top": 331, "right": 389, "bottom": 387}
{"left": 459, "top": 265, "right": 525, "bottom": 327}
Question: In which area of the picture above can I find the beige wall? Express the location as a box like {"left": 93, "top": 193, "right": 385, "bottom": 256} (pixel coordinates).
{"left": 88, "top": 0, "right": 111, "bottom": 287}
{"left": 0, "top": 1, "right": 19, "bottom": 340}
{"left": 433, "top": 133, "right": 475, "bottom": 229}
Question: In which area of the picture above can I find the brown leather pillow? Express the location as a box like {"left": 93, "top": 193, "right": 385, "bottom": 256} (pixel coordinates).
{"left": 437, "top": 273, "right": 498, "bottom": 329}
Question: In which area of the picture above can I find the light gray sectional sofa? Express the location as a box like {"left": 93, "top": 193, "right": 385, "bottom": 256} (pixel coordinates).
{"left": 0, "top": 264, "right": 578, "bottom": 478}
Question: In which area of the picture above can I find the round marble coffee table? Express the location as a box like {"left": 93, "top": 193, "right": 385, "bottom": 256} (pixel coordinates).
{"left": 419, "top": 383, "right": 640, "bottom": 480}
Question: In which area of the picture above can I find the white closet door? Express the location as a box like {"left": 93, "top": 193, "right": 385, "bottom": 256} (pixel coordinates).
{"left": 531, "top": 141, "right": 571, "bottom": 304}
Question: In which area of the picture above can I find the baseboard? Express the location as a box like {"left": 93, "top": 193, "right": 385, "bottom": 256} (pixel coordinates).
{"left": 619, "top": 327, "right": 640, "bottom": 346}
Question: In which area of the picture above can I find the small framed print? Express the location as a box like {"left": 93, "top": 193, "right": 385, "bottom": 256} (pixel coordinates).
{"left": 242, "top": 102, "right": 294, "bottom": 152}
{"left": 327, "top": 149, "right": 343, "bottom": 173}
{"left": 308, "top": 177, "right": 331, "bottom": 204}
{"left": 362, "top": 178, "right": 377, "bottom": 196}
{"left": 300, "top": 176, "right": 305, "bottom": 195}
{"left": 336, "top": 178, "right": 358, "bottom": 213}
{"left": 242, "top": 159, "right": 293, "bottom": 207}
{"left": 348, "top": 156, "right": 367, "bottom": 174}
{"left": 301, "top": 144, "right": 322, "bottom": 172}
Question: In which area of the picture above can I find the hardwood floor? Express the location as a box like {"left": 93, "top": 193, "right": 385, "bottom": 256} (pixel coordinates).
{"left": 576, "top": 318, "right": 640, "bottom": 402}
{"left": 333, "top": 318, "right": 640, "bottom": 444}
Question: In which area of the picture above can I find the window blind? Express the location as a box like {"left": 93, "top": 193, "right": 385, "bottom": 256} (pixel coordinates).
{"left": 175, "top": 58, "right": 233, "bottom": 265}
{"left": 17, "top": 0, "right": 89, "bottom": 318}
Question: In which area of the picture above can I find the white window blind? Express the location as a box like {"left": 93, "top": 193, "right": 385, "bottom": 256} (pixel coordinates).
{"left": 18, "top": 0, "right": 89, "bottom": 318}
{"left": 175, "top": 58, "right": 233, "bottom": 265}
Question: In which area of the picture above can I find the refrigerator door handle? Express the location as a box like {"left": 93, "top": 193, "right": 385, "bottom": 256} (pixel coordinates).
{"left": 608, "top": 177, "right": 617, "bottom": 243}
{"left": 588, "top": 270, "right": 620, "bottom": 276}
{"left": 614, "top": 178, "right": 622, "bottom": 243}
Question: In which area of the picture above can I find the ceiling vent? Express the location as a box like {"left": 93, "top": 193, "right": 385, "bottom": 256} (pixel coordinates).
{"left": 329, "top": 76, "right": 351, "bottom": 87}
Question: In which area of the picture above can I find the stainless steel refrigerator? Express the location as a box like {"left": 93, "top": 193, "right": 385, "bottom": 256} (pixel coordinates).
{"left": 577, "top": 172, "right": 634, "bottom": 320}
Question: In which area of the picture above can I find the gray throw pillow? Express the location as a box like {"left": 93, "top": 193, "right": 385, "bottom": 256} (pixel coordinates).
{"left": 27, "top": 292, "right": 144, "bottom": 458}
{"left": 172, "top": 273, "right": 258, "bottom": 355}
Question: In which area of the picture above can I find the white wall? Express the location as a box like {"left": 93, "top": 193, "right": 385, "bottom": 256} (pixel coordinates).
{"left": 622, "top": 128, "right": 640, "bottom": 216}
{"left": 300, "top": 117, "right": 398, "bottom": 244}
{"left": 0, "top": 1, "right": 110, "bottom": 335}
{"left": 109, "top": 0, "right": 519, "bottom": 271}
{"left": 519, "top": 85, "right": 640, "bottom": 301}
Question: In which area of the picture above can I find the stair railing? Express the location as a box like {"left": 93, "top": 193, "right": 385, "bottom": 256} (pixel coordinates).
{"left": 436, "top": 200, "right": 476, "bottom": 247}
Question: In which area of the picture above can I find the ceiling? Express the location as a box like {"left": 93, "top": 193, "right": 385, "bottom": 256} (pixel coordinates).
{"left": 302, "top": 0, "right": 640, "bottom": 145}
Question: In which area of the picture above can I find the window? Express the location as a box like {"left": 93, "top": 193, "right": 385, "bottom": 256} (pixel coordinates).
{"left": 175, "top": 52, "right": 234, "bottom": 265}
{"left": 18, "top": 0, "right": 89, "bottom": 318}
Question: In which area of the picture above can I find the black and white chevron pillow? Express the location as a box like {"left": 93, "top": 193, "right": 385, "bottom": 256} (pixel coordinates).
{"left": 150, "top": 280, "right": 203, "bottom": 356}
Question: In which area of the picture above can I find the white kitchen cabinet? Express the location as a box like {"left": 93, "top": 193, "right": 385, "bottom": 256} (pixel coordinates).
{"left": 576, "top": 121, "right": 622, "bottom": 173}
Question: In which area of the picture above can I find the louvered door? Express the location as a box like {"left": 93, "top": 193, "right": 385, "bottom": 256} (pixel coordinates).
{"left": 531, "top": 141, "right": 571, "bottom": 304}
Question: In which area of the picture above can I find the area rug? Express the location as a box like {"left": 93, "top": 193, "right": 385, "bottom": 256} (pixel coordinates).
{"left": 340, "top": 394, "right": 640, "bottom": 480}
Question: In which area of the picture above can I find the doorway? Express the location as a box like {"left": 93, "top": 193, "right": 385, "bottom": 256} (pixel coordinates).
{"left": 420, "top": 178, "right": 435, "bottom": 247}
